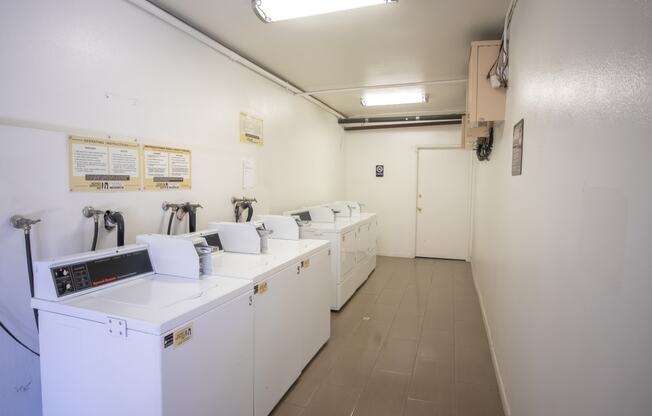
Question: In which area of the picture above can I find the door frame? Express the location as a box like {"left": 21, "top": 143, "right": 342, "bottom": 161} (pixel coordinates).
{"left": 414, "top": 146, "right": 476, "bottom": 261}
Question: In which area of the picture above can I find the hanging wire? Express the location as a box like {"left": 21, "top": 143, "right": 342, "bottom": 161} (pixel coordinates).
{"left": 487, "top": 0, "right": 519, "bottom": 88}
{"left": 0, "top": 322, "right": 39, "bottom": 356}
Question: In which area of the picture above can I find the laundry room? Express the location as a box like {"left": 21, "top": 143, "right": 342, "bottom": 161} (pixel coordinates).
{"left": 1, "top": 1, "right": 651, "bottom": 416}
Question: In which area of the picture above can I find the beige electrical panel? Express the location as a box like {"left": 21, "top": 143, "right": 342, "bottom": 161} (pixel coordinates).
{"left": 466, "top": 40, "right": 506, "bottom": 124}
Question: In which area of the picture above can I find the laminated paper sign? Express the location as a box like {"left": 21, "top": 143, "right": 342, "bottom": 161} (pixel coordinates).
{"left": 239, "top": 112, "right": 264, "bottom": 145}
{"left": 142, "top": 145, "right": 192, "bottom": 190}
{"left": 69, "top": 136, "right": 141, "bottom": 192}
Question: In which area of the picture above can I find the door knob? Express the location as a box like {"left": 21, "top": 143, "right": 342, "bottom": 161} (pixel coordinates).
{"left": 417, "top": 207, "right": 422, "bottom": 212}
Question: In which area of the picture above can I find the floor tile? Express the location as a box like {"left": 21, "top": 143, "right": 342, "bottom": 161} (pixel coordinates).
{"left": 301, "top": 339, "right": 343, "bottom": 380}
{"left": 398, "top": 288, "right": 429, "bottom": 316}
{"left": 347, "top": 292, "right": 379, "bottom": 310}
{"left": 326, "top": 346, "right": 379, "bottom": 388}
{"left": 274, "top": 257, "right": 502, "bottom": 416}
{"left": 455, "top": 382, "right": 504, "bottom": 416}
{"left": 348, "top": 318, "right": 391, "bottom": 351}
{"left": 454, "top": 321, "right": 490, "bottom": 349}
{"left": 353, "top": 369, "right": 411, "bottom": 416}
{"left": 422, "top": 305, "right": 454, "bottom": 331}
{"left": 453, "top": 295, "right": 483, "bottom": 323}
{"left": 271, "top": 402, "right": 306, "bottom": 416}
{"left": 454, "top": 343, "right": 496, "bottom": 386}
{"left": 377, "top": 288, "right": 405, "bottom": 307}
{"left": 302, "top": 383, "right": 362, "bottom": 416}
{"left": 364, "top": 302, "right": 399, "bottom": 325}
{"left": 403, "top": 399, "right": 439, "bottom": 416}
{"left": 418, "top": 329, "right": 453, "bottom": 362}
{"left": 453, "top": 275, "right": 476, "bottom": 299}
{"left": 409, "top": 357, "right": 453, "bottom": 407}
{"left": 375, "top": 338, "right": 418, "bottom": 374}
{"left": 284, "top": 373, "right": 322, "bottom": 407}
{"left": 389, "top": 313, "right": 423, "bottom": 341}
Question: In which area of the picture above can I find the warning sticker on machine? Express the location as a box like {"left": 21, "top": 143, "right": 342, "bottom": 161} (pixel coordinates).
{"left": 254, "top": 281, "right": 268, "bottom": 295}
{"left": 173, "top": 324, "right": 193, "bottom": 348}
{"left": 68, "top": 136, "right": 141, "bottom": 192}
{"left": 142, "top": 145, "right": 192, "bottom": 191}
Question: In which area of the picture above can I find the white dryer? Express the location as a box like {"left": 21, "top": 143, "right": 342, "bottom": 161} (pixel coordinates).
{"left": 32, "top": 244, "right": 254, "bottom": 416}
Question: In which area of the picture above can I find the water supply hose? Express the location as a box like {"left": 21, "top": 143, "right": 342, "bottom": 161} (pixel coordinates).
{"left": 1, "top": 215, "right": 41, "bottom": 356}
{"left": 104, "top": 211, "right": 125, "bottom": 247}
{"left": 113, "top": 212, "right": 125, "bottom": 247}
{"left": 91, "top": 217, "right": 99, "bottom": 251}
{"left": 24, "top": 231, "right": 39, "bottom": 330}
{"left": 245, "top": 203, "right": 254, "bottom": 222}
{"left": 189, "top": 209, "right": 197, "bottom": 233}
{"left": 167, "top": 210, "right": 176, "bottom": 235}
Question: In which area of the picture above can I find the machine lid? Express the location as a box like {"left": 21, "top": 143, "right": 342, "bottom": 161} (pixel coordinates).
{"left": 302, "top": 217, "right": 368, "bottom": 233}
{"left": 32, "top": 274, "right": 252, "bottom": 335}
{"left": 210, "top": 239, "right": 329, "bottom": 283}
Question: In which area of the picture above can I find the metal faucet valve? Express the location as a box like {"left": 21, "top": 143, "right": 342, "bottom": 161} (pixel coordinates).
{"left": 162, "top": 201, "right": 182, "bottom": 212}
{"left": 231, "top": 196, "right": 257, "bottom": 204}
{"left": 184, "top": 203, "right": 203, "bottom": 213}
{"left": 11, "top": 215, "right": 41, "bottom": 233}
{"left": 82, "top": 206, "right": 104, "bottom": 221}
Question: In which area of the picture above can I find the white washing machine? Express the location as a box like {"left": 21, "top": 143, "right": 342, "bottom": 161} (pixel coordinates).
{"left": 140, "top": 228, "right": 331, "bottom": 416}
{"left": 32, "top": 244, "right": 254, "bottom": 416}
{"left": 281, "top": 206, "right": 378, "bottom": 310}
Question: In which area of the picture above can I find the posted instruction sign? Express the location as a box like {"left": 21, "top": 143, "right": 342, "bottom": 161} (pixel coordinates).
{"left": 142, "top": 145, "right": 192, "bottom": 190}
{"left": 68, "top": 136, "right": 141, "bottom": 192}
{"left": 239, "top": 112, "right": 264, "bottom": 145}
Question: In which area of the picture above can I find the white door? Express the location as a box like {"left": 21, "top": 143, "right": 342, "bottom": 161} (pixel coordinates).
{"left": 416, "top": 149, "right": 472, "bottom": 260}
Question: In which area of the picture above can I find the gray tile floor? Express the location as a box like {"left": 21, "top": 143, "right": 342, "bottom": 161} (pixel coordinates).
{"left": 272, "top": 256, "right": 504, "bottom": 416}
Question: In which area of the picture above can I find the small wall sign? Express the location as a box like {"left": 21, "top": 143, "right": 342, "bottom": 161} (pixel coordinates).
{"left": 512, "top": 119, "right": 524, "bottom": 176}
{"left": 239, "top": 112, "right": 264, "bottom": 145}
{"left": 376, "top": 165, "right": 384, "bottom": 177}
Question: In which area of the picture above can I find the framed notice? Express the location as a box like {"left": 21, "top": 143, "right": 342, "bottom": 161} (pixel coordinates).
{"left": 68, "top": 136, "right": 141, "bottom": 192}
{"left": 239, "top": 112, "right": 264, "bottom": 145}
{"left": 512, "top": 119, "right": 525, "bottom": 176}
{"left": 142, "top": 145, "right": 192, "bottom": 190}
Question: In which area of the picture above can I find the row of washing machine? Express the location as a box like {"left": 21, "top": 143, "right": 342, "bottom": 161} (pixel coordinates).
{"left": 31, "top": 206, "right": 377, "bottom": 416}
{"left": 280, "top": 201, "right": 378, "bottom": 310}
{"left": 32, "top": 218, "right": 332, "bottom": 416}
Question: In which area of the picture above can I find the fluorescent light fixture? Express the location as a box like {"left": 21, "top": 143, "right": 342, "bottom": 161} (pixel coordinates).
{"left": 361, "top": 89, "right": 428, "bottom": 107}
{"left": 252, "top": 0, "right": 397, "bottom": 23}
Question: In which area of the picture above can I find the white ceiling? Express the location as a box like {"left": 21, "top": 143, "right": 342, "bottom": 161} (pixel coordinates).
{"left": 149, "top": 0, "right": 508, "bottom": 118}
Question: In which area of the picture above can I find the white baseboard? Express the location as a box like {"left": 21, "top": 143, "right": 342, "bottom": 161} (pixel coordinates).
{"left": 470, "top": 261, "right": 512, "bottom": 416}
{"left": 377, "top": 251, "right": 414, "bottom": 258}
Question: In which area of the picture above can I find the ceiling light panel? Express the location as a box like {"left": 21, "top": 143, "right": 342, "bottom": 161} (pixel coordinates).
{"left": 253, "top": 0, "right": 397, "bottom": 23}
{"left": 361, "top": 89, "right": 428, "bottom": 107}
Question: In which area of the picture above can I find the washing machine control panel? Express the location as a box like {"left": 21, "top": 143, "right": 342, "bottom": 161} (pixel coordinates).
{"left": 201, "top": 231, "right": 223, "bottom": 250}
{"left": 50, "top": 249, "right": 153, "bottom": 297}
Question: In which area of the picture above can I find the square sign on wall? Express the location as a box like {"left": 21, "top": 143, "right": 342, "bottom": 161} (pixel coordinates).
{"left": 376, "top": 165, "right": 384, "bottom": 177}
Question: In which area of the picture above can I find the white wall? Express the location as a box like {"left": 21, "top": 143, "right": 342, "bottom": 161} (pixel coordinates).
{"left": 344, "top": 125, "right": 461, "bottom": 257}
{"left": 0, "top": 1, "right": 343, "bottom": 414}
{"left": 471, "top": 1, "right": 652, "bottom": 415}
